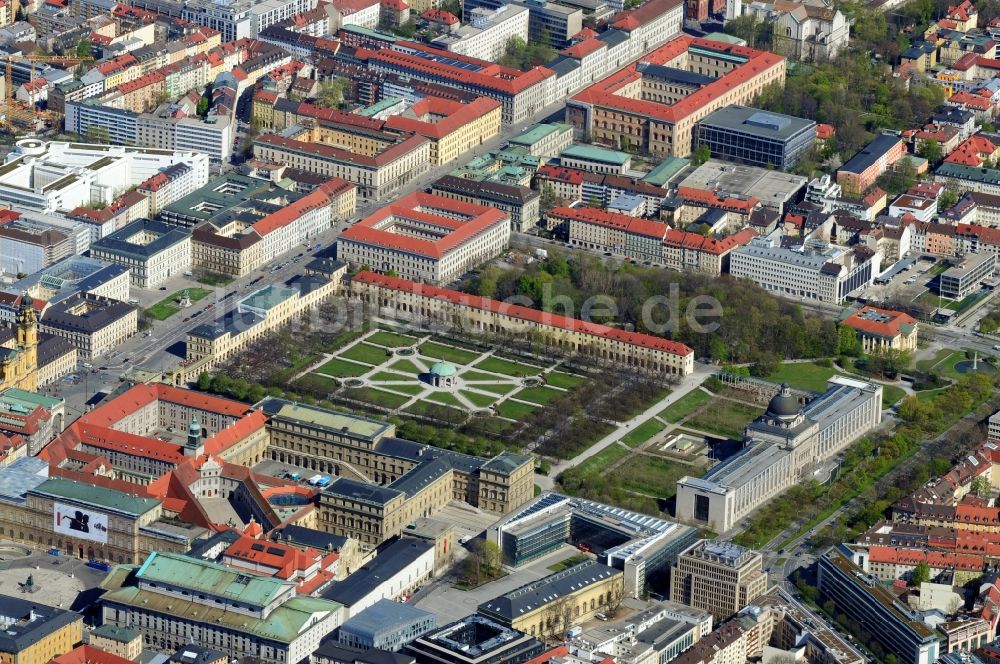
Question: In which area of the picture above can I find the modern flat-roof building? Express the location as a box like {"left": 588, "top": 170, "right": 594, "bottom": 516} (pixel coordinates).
{"left": 676, "top": 377, "right": 882, "bottom": 532}
{"left": 566, "top": 37, "right": 785, "bottom": 157}
{"left": 669, "top": 540, "right": 767, "bottom": 621}
{"left": 2, "top": 257, "right": 130, "bottom": 316}
{"left": 404, "top": 616, "right": 545, "bottom": 664}
{"left": 939, "top": 252, "right": 996, "bottom": 299}
{"left": 695, "top": 105, "right": 816, "bottom": 170}
{"left": 99, "top": 552, "right": 345, "bottom": 664}
{"left": 487, "top": 492, "right": 698, "bottom": 597}
{"left": 322, "top": 539, "right": 434, "bottom": 617}
{"left": 89, "top": 219, "right": 191, "bottom": 288}
{"left": 572, "top": 601, "right": 712, "bottom": 664}
{"left": 0, "top": 139, "right": 208, "bottom": 214}
{"left": 818, "top": 547, "right": 940, "bottom": 664}
{"left": 337, "top": 192, "right": 510, "bottom": 285}
{"left": 477, "top": 560, "right": 624, "bottom": 638}
{"left": 729, "top": 231, "right": 880, "bottom": 304}
{"left": 431, "top": 175, "right": 540, "bottom": 233}
{"left": 0, "top": 212, "right": 78, "bottom": 278}
{"left": 838, "top": 306, "right": 918, "bottom": 353}
{"left": 678, "top": 160, "right": 807, "bottom": 214}
{"left": 348, "top": 272, "right": 695, "bottom": 375}
{"left": 315, "top": 644, "right": 415, "bottom": 664}
{"left": 0, "top": 593, "right": 83, "bottom": 664}
{"left": 337, "top": 599, "right": 437, "bottom": 651}
{"left": 430, "top": 4, "right": 530, "bottom": 63}
{"left": 837, "top": 134, "right": 907, "bottom": 194}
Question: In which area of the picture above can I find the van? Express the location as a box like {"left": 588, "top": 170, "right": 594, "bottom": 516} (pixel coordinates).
{"left": 184, "top": 271, "right": 193, "bottom": 277}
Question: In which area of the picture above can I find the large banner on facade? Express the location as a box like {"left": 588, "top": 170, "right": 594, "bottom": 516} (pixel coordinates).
{"left": 53, "top": 502, "right": 109, "bottom": 544}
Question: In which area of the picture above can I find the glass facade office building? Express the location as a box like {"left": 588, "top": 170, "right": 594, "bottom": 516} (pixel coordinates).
{"left": 695, "top": 106, "right": 816, "bottom": 170}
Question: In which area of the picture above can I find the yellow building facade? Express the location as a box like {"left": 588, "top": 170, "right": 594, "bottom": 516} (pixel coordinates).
{"left": 0, "top": 300, "right": 39, "bottom": 393}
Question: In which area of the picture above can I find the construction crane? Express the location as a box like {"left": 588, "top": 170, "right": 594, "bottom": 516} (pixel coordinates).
{"left": 3, "top": 55, "right": 93, "bottom": 134}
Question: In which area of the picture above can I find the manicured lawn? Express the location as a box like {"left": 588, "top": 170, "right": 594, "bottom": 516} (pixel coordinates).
{"left": 766, "top": 362, "right": 840, "bottom": 393}
{"left": 880, "top": 384, "right": 906, "bottom": 407}
{"left": 340, "top": 343, "right": 392, "bottom": 365}
{"left": 686, "top": 400, "right": 759, "bottom": 440}
{"left": 316, "top": 358, "right": 370, "bottom": 377}
{"left": 916, "top": 387, "right": 950, "bottom": 402}
{"left": 460, "top": 390, "right": 497, "bottom": 408}
{"left": 571, "top": 443, "right": 629, "bottom": 476}
{"left": 546, "top": 372, "right": 584, "bottom": 389}
{"left": 659, "top": 390, "right": 712, "bottom": 423}
{"left": 343, "top": 386, "right": 409, "bottom": 409}
{"left": 419, "top": 341, "right": 480, "bottom": 365}
{"left": 404, "top": 401, "right": 466, "bottom": 420}
{"left": 929, "top": 350, "right": 987, "bottom": 380}
{"left": 146, "top": 288, "right": 212, "bottom": 321}
{"left": 915, "top": 348, "right": 953, "bottom": 373}
{"left": 196, "top": 273, "right": 233, "bottom": 287}
{"left": 547, "top": 554, "right": 589, "bottom": 572}
{"left": 621, "top": 418, "right": 667, "bottom": 448}
{"left": 475, "top": 357, "right": 540, "bottom": 377}
{"left": 367, "top": 331, "right": 417, "bottom": 348}
{"left": 381, "top": 383, "right": 424, "bottom": 395}
{"left": 513, "top": 386, "right": 564, "bottom": 405}
{"left": 389, "top": 359, "right": 423, "bottom": 374}
{"left": 426, "top": 392, "right": 464, "bottom": 408}
{"left": 496, "top": 400, "right": 537, "bottom": 419}
{"left": 293, "top": 374, "right": 339, "bottom": 394}
{"left": 462, "top": 370, "right": 512, "bottom": 382}
{"left": 607, "top": 454, "right": 701, "bottom": 499}
{"left": 369, "top": 371, "right": 412, "bottom": 382}
{"left": 474, "top": 383, "right": 517, "bottom": 395}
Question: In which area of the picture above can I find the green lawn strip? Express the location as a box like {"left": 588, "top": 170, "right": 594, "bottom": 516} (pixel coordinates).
{"left": 607, "top": 454, "right": 698, "bottom": 499}
{"left": 339, "top": 343, "right": 393, "bottom": 365}
{"left": 686, "top": 400, "right": 759, "bottom": 439}
{"left": 315, "top": 358, "right": 371, "bottom": 377}
{"left": 419, "top": 341, "right": 480, "bottom": 365}
{"left": 766, "top": 362, "right": 840, "bottom": 393}
{"left": 425, "top": 391, "right": 464, "bottom": 408}
{"left": 388, "top": 359, "right": 423, "bottom": 374}
{"left": 404, "top": 400, "right": 467, "bottom": 419}
{"left": 545, "top": 372, "right": 585, "bottom": 389}
{"left": 461, "top": 370, "right": 511, "bottom": 382}
{"left": 475, "top": 356, "right": 541, "bottom": 377}
{"left": 460, "top": 390, "right": 497, "bottom": 408}
{"left": 474, "top": 383, "right": 517, "bottom": 395}
{"left": 547, "top": 554, "right": 589, "bottom": 572}
{"left": 196, "top": 273, "right": 233, "bottom": 287}
{"left": 496, "top": 399, "right": 537, "bottom": 419}
{"left": 659, "top": 390, "right": 712, "bottom": 422}
{"left": 880, "top": 384, "right": 906, "bottom": 407}
{"left": 146, "top": 303, "right": 180, "bottom": 321}
{"left": 916, "top": 387, "right": 951, "bottom": 402}
{"left": 621, "top": 418, "right": 667, "bottom": 447}
{"left": 572, "top": 443, "right": 630, "bottom": 475}
{"left": 380, "top": 383, "right": 424, "bottom": 395}
{"left": 147, "top": 288, "right": 211, "bottom": 321}
{"left": 366, "top": 331, "right": 417, "bottom": 348}
{"left": 512, "top": 386, "right": 564, "bottom": 405}
{"left": 292, "top": 374, "right": 339, "bottom": 393}
{"left": 369, "top": 371, "right": 413, "bottom": 382}
{"left": 343, "top": 386, "right": 409, "bottom": 409}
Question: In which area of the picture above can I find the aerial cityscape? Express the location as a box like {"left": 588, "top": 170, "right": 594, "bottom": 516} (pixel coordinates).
{"left": 2, "top": 0, "right": 1000, "bottom": 663}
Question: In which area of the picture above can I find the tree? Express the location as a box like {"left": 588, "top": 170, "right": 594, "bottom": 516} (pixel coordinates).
{"left": 692, "top": 144, "right": 711, "bottom": 166}
{"left": 76, "top": 37, "right": 91, "bottom": 58}
{"left": 440, "top": 0, "right": 461, "bottom": 16}
{"left": 837, "top": 325, "right": 859, "bottom": 356}
{"left": 540, "top": 184, "right": 563, "bottom": 213}
{"left": 918, "top": 138, "right": 942, "bottom": 164}
{"left": 316, "top": 78, "right": 349, "bottom": 109}
{"left": 84, "top": 125, "right": 110, "bottom": 144}
{"left": 971, "top": 474, "right": 992, "bottom": 498}
{"left": 910, "top": 561, "right": 931, "bottom": 586}
{"left": 197, "top": 95, "right": 210, "bottom": 117}
{"left": 724, "top": 13, "right": 769, "bottom": 49}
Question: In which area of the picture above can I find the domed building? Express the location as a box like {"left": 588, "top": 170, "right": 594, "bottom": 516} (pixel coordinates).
{"left": 427, "top": 362, "right": 457, "bottom": 387}
{"left": 676, "top": 376, "right": 884, "bottom": 533}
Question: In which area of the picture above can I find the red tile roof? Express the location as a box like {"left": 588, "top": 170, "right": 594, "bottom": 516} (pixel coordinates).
{"left": 570, "top": 36, "right": 784, "bottom": 124}
{"left": 663, "top": 227, "right": 757, "bottom": 255}
{"left": 841, "top": 305, "right": 917, "bottom": 339}
{"left": 562, "top": 37, "right": 604, "bottom": 58}
{"left": 384, "top": 96, "right": 501, "bottom": 140}
{"left": 251, "top": 179, "right": 354, "bottom": 236}
{"left": 339, "top": 191, "right": 508, "bottom": 259}
{"left": 868, "top": 545, "right": 984, "bottom": 571}
{"left": 420, "top": 7, "right": 458, "bottom": 23}
{"left": 816, "top": 123, "right": 835, "bottom": 140}
{"left": 536, "top": 164, "right": 585, "bottom": 185}
{"left": 946, "top": 135, "right": 998, "bottom": 166}
{"left": 609, "top": 0, "right": 682, "bottom": 31}
{"left": 53, "top": 646, "right": 135, "bottom": 664}
{"left": 549, "top": 205, "right": 666, "bottom": 239}
{"left": 352, "top": 271, "right": 694, "bottom": 357}
{"left": 676, "top": 186, "right": 758, "bottom": 213}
